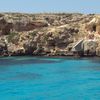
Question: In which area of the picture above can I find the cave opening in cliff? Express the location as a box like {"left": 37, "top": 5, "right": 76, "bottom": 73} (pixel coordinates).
{"left": 93, "top": 24, "right": 96, "bottom": 32}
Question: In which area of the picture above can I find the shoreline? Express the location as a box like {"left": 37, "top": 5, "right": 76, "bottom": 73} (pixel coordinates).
{"left": 0, "top": 54, "right": 100, "bottom": 58}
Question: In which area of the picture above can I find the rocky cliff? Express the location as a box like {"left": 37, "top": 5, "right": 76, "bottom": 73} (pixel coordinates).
{"left": 0, "top": 13, "right": 100, "bottom": 57}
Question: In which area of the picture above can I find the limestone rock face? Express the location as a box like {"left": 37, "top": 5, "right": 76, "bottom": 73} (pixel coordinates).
{"left": 0, "top": 13, "right": 100, "bottom": 56}
{"left": 96, "top": 43, "right": 100, "bottom": 56}
{"left": 0, "top": 14, "right": 48, "bottom": 35}
{"left": 0, "top": 18, "right": 13, "bottom": 35}
{"left": 23, "top": 40, "right": 37, "bottom": 55}
{"left": 96, "top": 47, "right": 100, "bottom": 56}
{"left": 0, "top": 39, "right": 8, "bottom": 56}
{"left": 13, "top": 21, "right": 48, "bottom": 32}
{"left": 85, "top": 16, "right": 100, "bottom": 34}
{"left": 83, "top": 40, "right": 98, "bottom": 56}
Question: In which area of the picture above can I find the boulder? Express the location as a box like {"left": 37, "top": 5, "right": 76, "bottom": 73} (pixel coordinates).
{"left": 83, "top": 40, "right": 98, "bottom": 56}
{"left": 7, "top": 43, "right": 25, "bottom": 56}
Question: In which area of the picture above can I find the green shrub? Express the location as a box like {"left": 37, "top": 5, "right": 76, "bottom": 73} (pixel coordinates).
{"left": 8, "top": 32, "right": 19, "bottom": 44}
{"left": 29, "top": 31, "right": 38, "bottom": 37}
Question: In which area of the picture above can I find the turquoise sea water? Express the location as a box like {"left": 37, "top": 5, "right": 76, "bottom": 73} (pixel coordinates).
{"left": 0, "top": 57, "right": 100, "bottom": 100}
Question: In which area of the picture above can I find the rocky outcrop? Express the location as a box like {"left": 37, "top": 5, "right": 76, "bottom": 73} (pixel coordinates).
{"left": 85, "top": 16, "right": 100, "bottom": 34}
{"left": 96, "top": 47, "right": 100, "bottom": 56}
{"left": 0, "top": 13, "right": 100, "bottom": 57}
{"left": 83, "top": 40, "right": 98, "bottom": 56}
{"left": 0, "top": 39, "right": 8, "bottom": 56}
{"left": 0, "top": 15, "right": 48, "bottom": 35}
{"left": 13, "top": 21, "right": 48, "bottom": 32}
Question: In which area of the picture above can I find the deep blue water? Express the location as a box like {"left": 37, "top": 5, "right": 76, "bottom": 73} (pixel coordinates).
{"left": 0, "top": 57, "right": 100, "bottom": 100}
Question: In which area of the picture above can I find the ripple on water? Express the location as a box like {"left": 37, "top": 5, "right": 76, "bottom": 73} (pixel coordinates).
{"left": 0, "top": 57, "right": 100, "bottom": 100}
{"left": 10, "top": 72, "right": 42, "bottom": 80}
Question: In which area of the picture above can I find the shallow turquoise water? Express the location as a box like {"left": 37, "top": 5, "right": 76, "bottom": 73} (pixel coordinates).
{"left": 0, "top": 57, "right": 100, "bottom": 100}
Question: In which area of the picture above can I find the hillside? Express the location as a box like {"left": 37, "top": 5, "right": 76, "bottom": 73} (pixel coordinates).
{"left": 0, "top": 13, "right": 100, "bottom": 56}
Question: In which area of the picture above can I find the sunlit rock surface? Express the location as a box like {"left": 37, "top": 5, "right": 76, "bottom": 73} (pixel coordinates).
{"left": 0, "top": 13, "right": 100, "bottom": 56}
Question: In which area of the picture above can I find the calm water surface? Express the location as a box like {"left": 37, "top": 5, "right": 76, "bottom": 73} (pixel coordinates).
{"left": 0, "top": 56, "right": 100, "bottom": 100}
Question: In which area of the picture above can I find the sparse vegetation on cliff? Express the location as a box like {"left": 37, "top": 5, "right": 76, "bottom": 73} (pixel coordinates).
{"left": 7, "top": 32, "right": 19, "bottom": 43}
{"left": 0, "top": 13, "right": 100, "bottom": 56}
